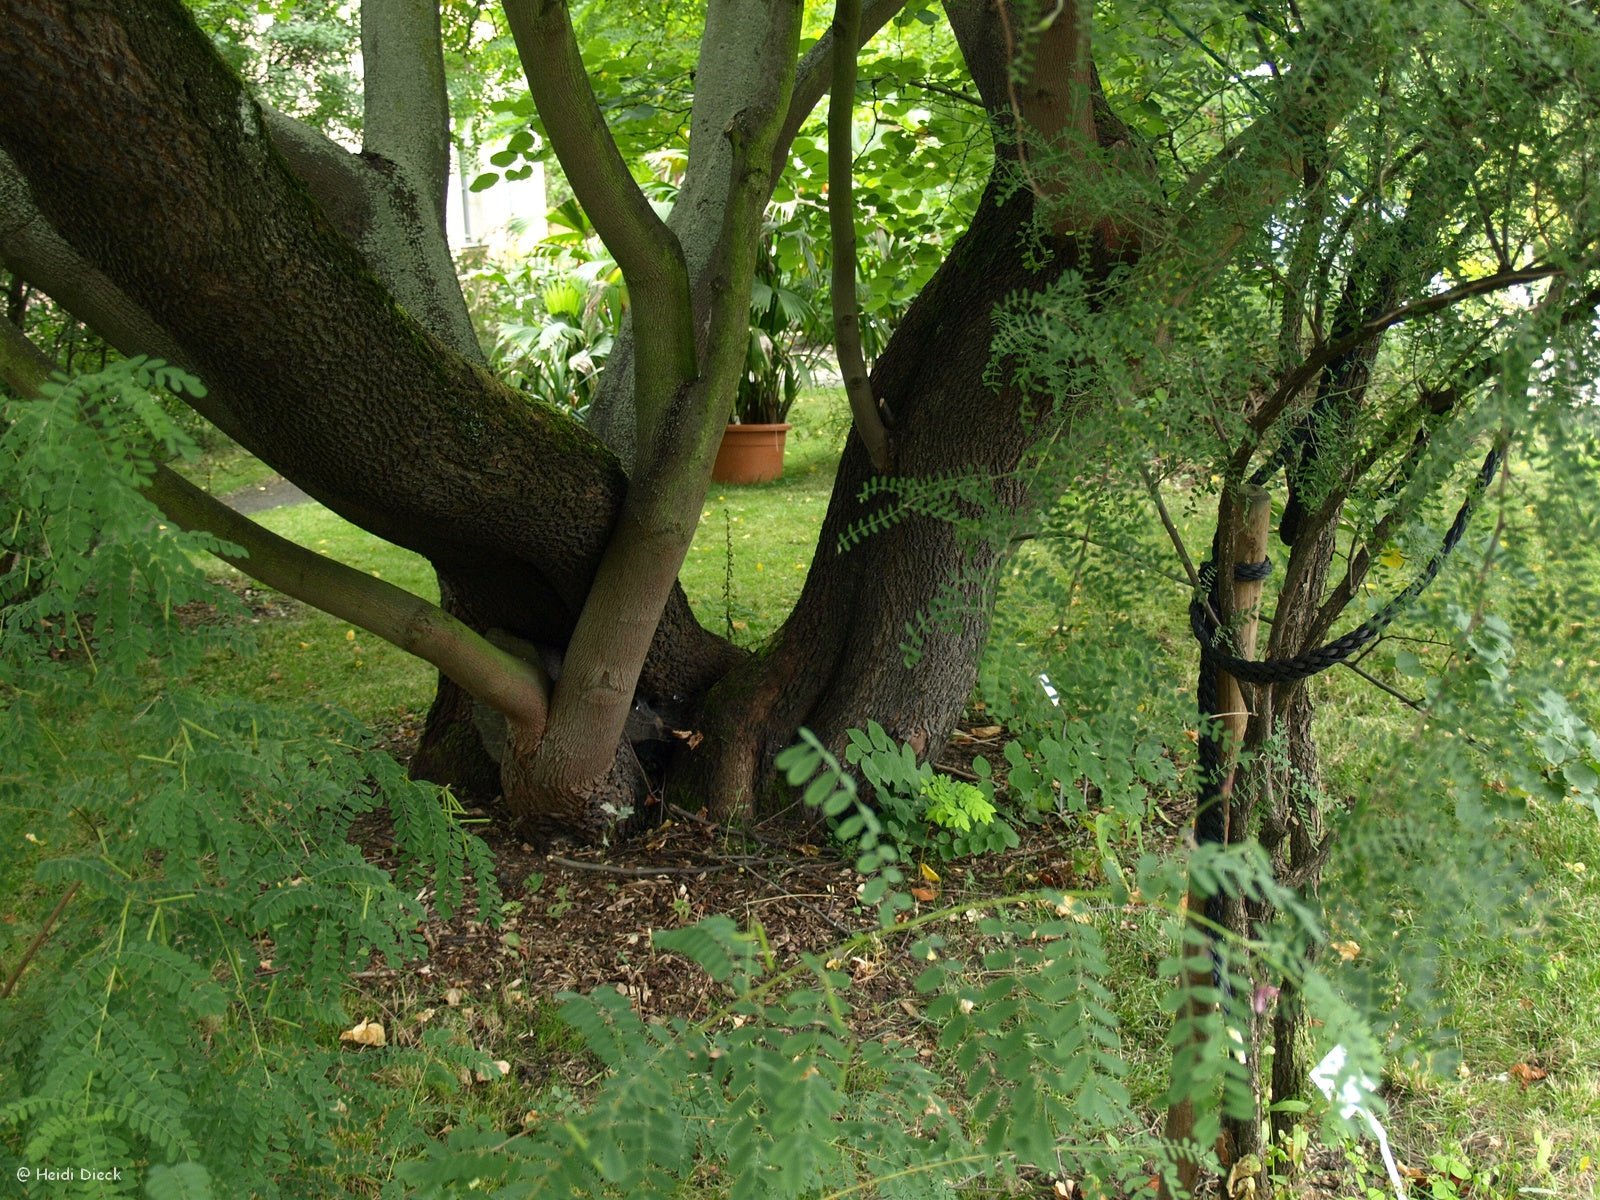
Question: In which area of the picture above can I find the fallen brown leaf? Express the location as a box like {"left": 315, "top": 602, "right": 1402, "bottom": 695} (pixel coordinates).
{"left": 1510, "top": 1061, "right": 1548, "bottom": 1088}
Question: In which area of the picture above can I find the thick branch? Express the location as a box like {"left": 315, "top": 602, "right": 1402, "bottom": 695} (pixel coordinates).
{"left": 587, "top": 0, "right": 902, "bottom": 469}
{"left": 1, "top": 312, "right": 549, "bottom": 733}
{"left": 828, "top": 0, "right": 892, "bottom": 472}
{"left": 0, "top": 149, "right": 220, "bottom": 418}
{"left": 503, "top": 0, "right": 696, "bottom": 439}
{"left": 0, "top": 300, "right": 55, "bottom": 392}
{"left": 263, "top": 108, "right": 482, "bottom": 361}
{"left": 147, "top": 465, "right": 550, "bottom": 734}
{"left": 527, "top": 0, "right": 805, "bottom": 805}
{"left": 361, "top": 0, "right": 452, "bottom": 224}
{"left": 997, "top": 0, "right": 1101, "bottom": 235}
{"left": 0, "top": 0, "right": 742, "bottom": 705}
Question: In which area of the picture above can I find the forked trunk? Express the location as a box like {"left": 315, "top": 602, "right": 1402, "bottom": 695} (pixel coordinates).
{"left": 671, "top": 180, "right": 1076, "bottom": 815}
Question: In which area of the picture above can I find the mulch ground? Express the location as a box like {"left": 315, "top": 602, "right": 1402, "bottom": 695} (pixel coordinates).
{"left": 355, "top": 718, "right": 1080, "bottom": 1023}
{"left": 344, "top": 718, "right": 1367, "bottom": 1198}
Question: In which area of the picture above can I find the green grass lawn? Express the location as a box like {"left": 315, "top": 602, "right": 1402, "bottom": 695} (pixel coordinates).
{"left": 174, "top": 432, "right": 280, "bottom": 497}
{"left": 679, "top": 391, "right": 848, "bottom": 644}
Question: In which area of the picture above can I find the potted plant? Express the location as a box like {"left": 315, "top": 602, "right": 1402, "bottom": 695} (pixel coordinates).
{"left": 712, "top": 234, "right": 816, "bottom": 484}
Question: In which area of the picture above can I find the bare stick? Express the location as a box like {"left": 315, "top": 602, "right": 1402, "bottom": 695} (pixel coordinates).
{"left": 545, "top": 855, "right": 730, "bottom": 878}
{"left": 1, "top": 882, "right": 79, "bottom": 1000}
{"left": 1339, "top": 660, "right": 1424, "bottom": 711}
{"left": 1137, "top": 463, "right": 1224, "bottom": 633}
{"left": 828, "top": 0, "right": 892, "bottom": 471}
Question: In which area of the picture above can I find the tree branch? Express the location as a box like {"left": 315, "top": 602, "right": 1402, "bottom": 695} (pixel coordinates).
{"left": 829, "top": 0, "right": 892, "bottom": 472}
{"left": 146, "top": 464, "right": 551, "bottom": 735}
{"left": 773, "top": 0, "right": 905, "bottom": 180}
{"left": 1246, "top": 263, "right": 1570, "bottom": 441}
{"left": 263, "top": 108, "right": 483, "bottom": 362}
{"left": 503, "top": 0, "right": 697, "bottom": 438}
{"left": 0, "top": 149, "right": 220, "bottom": 418}
{"left": 0, "top": 0, "right": 734, "bottom": 706}
{"left": 1, "top": 311, "right": 550, "bottom": 735}
{"left": 1303, "top": 281, "right": 1600, "bottom": 646}
{"left": 360, "top": 0, "right": 452, "bottom": 223}
{"left": 1137, "top": 462, "right": 1222, "bottom": 629}
{"left": 996, "top": 0, "right": 1100, "bottom": 235}
{"left": 525, "top": 0, "right": 805, "bottom": 807}
{"left": 1149, "top": 13, "right": 1387, "bottom": 313}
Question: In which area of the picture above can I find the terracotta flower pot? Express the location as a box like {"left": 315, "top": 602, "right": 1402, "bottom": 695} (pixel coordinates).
{"left": 711, "top": 422, "right": 790, "bottom": 485}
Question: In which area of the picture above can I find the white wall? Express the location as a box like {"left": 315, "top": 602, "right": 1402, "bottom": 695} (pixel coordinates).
{"left": 446, "top": 150, "right": 546, "bottom": 251}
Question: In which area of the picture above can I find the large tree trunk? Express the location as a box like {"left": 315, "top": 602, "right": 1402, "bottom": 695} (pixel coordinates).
{"left": 671, "top": 177, "right": 1082, "bottom": 813}
{"left": 0, "top": 0, "right": 1139, "bottom": 834}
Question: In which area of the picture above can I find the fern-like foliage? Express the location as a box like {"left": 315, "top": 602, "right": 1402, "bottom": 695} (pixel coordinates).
{"left": 391, "top": 732, "right": 1376, "bottom": 1199}
{"left": 0, "top": 363, "right": 500, "bottom": 1196}
{"left": 837, "top": 469, "right": 1001, "bottom": 557}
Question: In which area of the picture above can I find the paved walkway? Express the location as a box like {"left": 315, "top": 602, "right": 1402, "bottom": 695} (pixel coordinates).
{"left": 221, "top": 475, "right": 313, "bottom": 515}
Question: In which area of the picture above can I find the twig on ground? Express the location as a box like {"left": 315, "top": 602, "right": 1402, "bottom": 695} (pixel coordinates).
{"left": 545, "top": 855, "right": 730, "bottom": 878}
{"left": 739, "top": 862, "right": 855, "bottom": 938}
{"left": 667, "top": 802, "right": 802, "bottom": 853}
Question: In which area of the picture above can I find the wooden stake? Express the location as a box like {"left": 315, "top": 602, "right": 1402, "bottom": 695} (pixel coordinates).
{"left": 1215, "top": 485, "right": 1273, "bottom": 821}
{"left": 1161, "top": 484, "right": 1272, "bottom": 1200}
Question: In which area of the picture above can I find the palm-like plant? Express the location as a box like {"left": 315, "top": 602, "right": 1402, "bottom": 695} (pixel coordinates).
{"left": 733, "top": 229, "right": 822, "bottom": 425}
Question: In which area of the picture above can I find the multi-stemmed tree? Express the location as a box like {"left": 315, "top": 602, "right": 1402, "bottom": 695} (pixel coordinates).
{"left": 2, "top": 0, "right": 1596, "bottom": 858}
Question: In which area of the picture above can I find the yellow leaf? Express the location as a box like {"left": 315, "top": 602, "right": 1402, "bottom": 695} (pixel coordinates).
{"left": 339, "top": 1019, "right": 386, "bottom": 1047}
{"left": 919, "top": 862, "right": 941, "bottom": 883}
{"left": 1379, "top": 548, "right": 1405, "bottom": 570}
{"left": 1332, "top": 939, "right": 1361, "bottom": 962}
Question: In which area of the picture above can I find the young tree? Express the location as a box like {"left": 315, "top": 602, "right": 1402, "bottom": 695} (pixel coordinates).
{"left": 2, "top": 0, "right": 1595, "bottom": 856}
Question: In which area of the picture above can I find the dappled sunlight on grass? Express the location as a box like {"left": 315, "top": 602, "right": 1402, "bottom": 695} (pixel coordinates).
{"left": 188, "top": 501, "right": 440, "bottom": 721}
{"left": 680, "top": 389, "right": 846, "bottom": 645}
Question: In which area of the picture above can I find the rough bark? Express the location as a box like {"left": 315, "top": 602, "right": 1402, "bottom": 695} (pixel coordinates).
{"left": 0, "top": 0, "right": 1136, "bottom": 831}
{"left": 670, "top": 171, "right": 1072, "bottom": 814}
{"left": 1265, "top": 687, "right": 1325, "bottom": 1156}
{"left": 0, "top": 0, "right": 732, "bottom": 712}
{"left": 659, "top": 0, "right": 1174, "bottom": 814}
